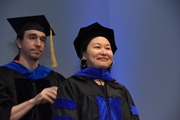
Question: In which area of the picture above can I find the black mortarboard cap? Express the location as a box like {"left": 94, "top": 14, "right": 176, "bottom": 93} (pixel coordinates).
{"left": 7, "top": 15, "right": 55, "bottom": 37}
{"left": 74, "top": 22, "right": 117, "bottom": 59}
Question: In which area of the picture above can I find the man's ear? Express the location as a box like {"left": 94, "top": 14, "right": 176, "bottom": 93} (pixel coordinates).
{"left": 16, "top": 38, "right": 22, "bottom": 49}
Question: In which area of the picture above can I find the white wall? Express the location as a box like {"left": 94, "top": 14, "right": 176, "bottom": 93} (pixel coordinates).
{"left": 0, "top": 0, "right": 180, "bottom": 120}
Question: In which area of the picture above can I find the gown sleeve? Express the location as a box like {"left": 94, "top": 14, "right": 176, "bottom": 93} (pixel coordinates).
{"left": 123, "top": 86, "right": 140, "bottom": 120}
{"left": 52, "top": 78, "right": 79, "bottom": 120}
{"left": 0, "top": 71, "right": 14, "bottom": 120}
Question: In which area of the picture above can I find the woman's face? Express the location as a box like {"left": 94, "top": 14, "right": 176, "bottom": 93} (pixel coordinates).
{"left": 83, "top": 36, "right": 113, "bottom": 69}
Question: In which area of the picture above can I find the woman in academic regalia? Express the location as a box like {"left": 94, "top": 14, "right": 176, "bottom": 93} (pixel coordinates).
{"left": 53, "top": 22, "right": 140, "bottom": 120}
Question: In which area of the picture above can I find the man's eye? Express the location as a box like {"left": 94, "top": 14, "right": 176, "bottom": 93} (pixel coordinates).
{"left": 41, "top": 38, "right": 46, "bottom": 43}
{"left": 29, "top": 35, "right": 37, "bottom": 39}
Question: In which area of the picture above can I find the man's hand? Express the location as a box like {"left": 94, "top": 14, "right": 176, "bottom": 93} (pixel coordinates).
{"left": 30, "top": 86, "right": 58, "bottom": 105}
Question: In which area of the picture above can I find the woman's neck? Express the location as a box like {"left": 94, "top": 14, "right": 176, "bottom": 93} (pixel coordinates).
{"left": 94, "top": 79, "right": 105, "bottom": 86}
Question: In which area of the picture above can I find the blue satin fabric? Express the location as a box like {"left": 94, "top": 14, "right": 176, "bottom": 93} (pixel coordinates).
{"left": 4, "top": 61, "right": 51, "bottom": 80}
{"left": 74, "top": 67, "right": 113, "bottom": 81}
{"left": 54, "top": 98, "right": 77, "bottom": 110}
{"left": 52, "top": 116, "right": 73, "bottom": 120}
{"left": 95, "top": 96, "right": 122, "bottom": 120}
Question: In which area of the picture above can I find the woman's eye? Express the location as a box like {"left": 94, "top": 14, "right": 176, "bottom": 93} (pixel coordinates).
{"left": 94, "top": 46, "right": 100, "bottom": 49}
{"left": 106, "top": 47, "right": 111, "bottom": 50}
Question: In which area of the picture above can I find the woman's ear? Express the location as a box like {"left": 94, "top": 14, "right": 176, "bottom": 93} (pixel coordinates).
{"left": 82, "top": 51, "right": 86, "bottom": 58}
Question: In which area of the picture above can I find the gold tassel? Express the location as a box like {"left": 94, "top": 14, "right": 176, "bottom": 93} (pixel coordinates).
{"left": 50, "top": 26, "right": 58, "bottom": 67}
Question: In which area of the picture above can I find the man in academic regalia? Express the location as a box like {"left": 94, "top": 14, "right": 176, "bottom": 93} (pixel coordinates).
{"left": 0, "top": 15, "right": 65, "bottom": 120}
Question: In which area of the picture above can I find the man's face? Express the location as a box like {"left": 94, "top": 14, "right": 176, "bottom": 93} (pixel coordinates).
{"left": 16, "top": 29, "right": 46, "bottom": 61}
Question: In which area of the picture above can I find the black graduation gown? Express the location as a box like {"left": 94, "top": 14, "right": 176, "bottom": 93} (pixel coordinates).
{"left": 53, "top": 76, "right": 140, "bottom": 120}
{"left": 0, "top": 62, "right": 65, "bottom": 120}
